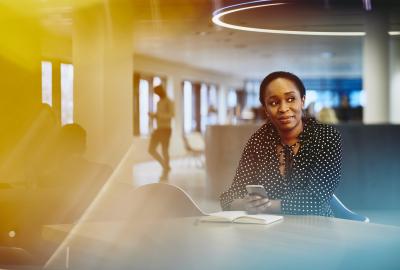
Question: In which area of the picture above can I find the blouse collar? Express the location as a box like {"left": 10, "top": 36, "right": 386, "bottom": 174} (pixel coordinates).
{"left": 267, "top": 117, "right": 316, "bottom": 144}
{"left": 298, "top": 117, "right": 317, "bottom": 143}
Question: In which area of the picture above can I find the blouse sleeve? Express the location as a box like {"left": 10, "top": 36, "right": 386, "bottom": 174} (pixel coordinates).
{"left": 219, "top": 136, "right": 259, "bottom": 210}
{"left": 281, "top": 127, "right": 342, "bottom": 215}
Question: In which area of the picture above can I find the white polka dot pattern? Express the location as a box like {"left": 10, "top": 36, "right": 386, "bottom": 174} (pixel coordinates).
{"left": 220, "top": 118, "right": 342, "bottom": 217}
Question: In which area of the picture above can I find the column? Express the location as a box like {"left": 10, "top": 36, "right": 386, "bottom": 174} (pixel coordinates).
{"left": 0, "top": 4, "right": 42, "bottom": 168}
{"left": 390, "top": 37, "right": 400, "bottom": 123}
{"left": 73, "top": 1, "right": 133, "bottom": 166}
{"left": 363, "top": 10, "right": 389, "bottom": 123}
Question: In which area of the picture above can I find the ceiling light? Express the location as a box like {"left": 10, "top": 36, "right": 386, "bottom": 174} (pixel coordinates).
{"left": 212, "top": 0, "right": 400, "bottom": 36}
{"left": 362, "top": 0, "right": 372, "bottom": 11}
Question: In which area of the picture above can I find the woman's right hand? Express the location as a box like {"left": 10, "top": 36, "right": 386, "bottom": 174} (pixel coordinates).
{"left": 244, "top": 194, "right": 271, "bottom": 214}
{"left": 230, "top": 194, "right": 271, "bottom": 213}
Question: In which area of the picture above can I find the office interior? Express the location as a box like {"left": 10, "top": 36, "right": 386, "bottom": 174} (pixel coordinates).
{"left": 1, "top": 0, "right": 400, "bottom": 268}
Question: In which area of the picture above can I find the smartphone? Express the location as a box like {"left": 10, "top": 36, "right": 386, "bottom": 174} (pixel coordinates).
{"left": 246, "top": 185, "right": 268, "bottom": 198}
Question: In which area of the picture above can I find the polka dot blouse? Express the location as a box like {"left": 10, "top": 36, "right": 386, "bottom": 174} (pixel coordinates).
{"left": 220, "top": 117, "right": 342, "bottom": 217}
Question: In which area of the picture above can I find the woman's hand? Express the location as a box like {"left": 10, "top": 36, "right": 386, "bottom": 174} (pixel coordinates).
{"left": 230, "top": 196, "right": 281, "bottom": 214}
{"left": 245, "top": 194, "right": 271, "bottom": 214}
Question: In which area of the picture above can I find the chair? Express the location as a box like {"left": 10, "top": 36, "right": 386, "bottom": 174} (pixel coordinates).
{"left": 183, "top": 132, "right": 205, "bottom": 168}
{"left": 126, "top": 183, "right": 206, "bottom": 221}
{"left": 0, "top": 246, "right": 36, "bottom": 266}
{"left": 330, "top": 194, "right": 369, "bottom": 222}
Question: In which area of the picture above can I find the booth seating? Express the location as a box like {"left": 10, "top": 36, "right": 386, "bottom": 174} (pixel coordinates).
{"left": 205, "top": 123, "right": 400, "bottom": 210}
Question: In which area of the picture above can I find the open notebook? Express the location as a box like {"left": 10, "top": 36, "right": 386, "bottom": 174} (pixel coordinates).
{"left": 200, "top": 211, "right": 283, "bottom": 225}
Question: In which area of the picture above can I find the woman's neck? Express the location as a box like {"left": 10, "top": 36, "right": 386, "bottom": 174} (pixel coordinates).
{"left": 279, "top": 120, "right": 303, "bottom": 145}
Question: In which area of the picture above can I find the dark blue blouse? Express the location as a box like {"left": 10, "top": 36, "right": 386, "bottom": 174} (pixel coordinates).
{"left": 220, "top": 118, "right": 342, "bottom": 216}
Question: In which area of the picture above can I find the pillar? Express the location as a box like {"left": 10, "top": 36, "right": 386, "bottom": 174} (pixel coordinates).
{"left": 363, "top": 10, "right": 389, "bottom": 123}
{"left": 390, "top": 37, "right": 400, "bottom": 123}
{"left": 72, "top": 1, "right": 133, "bottom": 166}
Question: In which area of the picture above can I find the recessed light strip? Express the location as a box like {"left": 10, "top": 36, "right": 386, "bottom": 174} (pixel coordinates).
{"left": 212, "top": 1, "right": 400, "bottom": 36}
{"left": 212, "top": 0, "right": 277, "bottom": 16}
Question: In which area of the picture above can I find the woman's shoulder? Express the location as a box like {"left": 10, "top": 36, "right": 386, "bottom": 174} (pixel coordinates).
{"left": 246, "top": 122, "right": 276, "bottom": 146}
{"left": 306, "top": 118, "right": 342, "bottom": 143}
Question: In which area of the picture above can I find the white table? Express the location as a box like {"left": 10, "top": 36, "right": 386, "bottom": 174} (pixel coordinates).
{"left": 43, "top": 216, "right": 400, "bottom": 270}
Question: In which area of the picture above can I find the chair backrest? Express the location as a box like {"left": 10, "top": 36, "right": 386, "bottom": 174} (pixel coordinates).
{"left": 126, "top": 183, "right": 206, "bottom": 221}
{"left": 330, "top": 194, "right": 369, "bottom": 222}
{"left": 184, "top": 132, "right": 205, "bottom": 152}
{"left": 0, "top": 246, "right": 35, "bottom": 265}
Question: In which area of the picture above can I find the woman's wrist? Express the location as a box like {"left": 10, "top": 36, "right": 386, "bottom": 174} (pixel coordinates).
{"left": 230, "top": 198, "right": 247, "bottom": 211}
{"left": 229, "top": 198, "right": 282, "bottom": 214}
{"left": 268, "top": 199, "right": 282, "bottom": 214}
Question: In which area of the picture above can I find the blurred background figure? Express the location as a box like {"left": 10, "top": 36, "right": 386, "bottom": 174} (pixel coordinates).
{"left": 37, "top": 124, "right": 112, "bottom": 190}
{"left": 35, "top": 123, "right": 112, "bottom": 224}
{"left": 317, "top": 107, "right": 339, "bottom": 124}
{"left": 148, "top": 85, "right": 175, "bottom": 181}
{"left": 335, "top": 95, "right": 351, "bottom": 122}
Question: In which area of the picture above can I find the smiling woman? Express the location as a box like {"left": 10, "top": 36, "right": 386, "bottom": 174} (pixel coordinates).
{"left": 260, "top": 72, "right": 305, "bottom": 141}
{"left": 220, "top": 71, "right": 343, "bottom": 217}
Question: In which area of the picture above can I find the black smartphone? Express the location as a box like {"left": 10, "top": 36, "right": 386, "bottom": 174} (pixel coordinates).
{"left": 245, "top": 185, "right": 268, "bottom": 198}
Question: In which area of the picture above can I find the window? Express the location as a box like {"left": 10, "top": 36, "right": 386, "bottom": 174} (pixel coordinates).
{"left": 183, "top": 81, "right": 193, "bottom": 134}
{"left": 244, "top": 80, "right": 260, "bottom": 108}
{"left": 41, "top": 61, "right": 52, "bottom": 106}
{"left": 349, "top": 90, "right": 364, "bottom": 107}
{"left": 226, "top": 88, "right": 239, "bottom": 123}
{"left": 182, "top": 81, "right": 219, "bottom": 134}
{"left": 41, "top": 60, "right": 74, "bottom": 126}
{"left": 302, "top": 77, "right": 363, "bottom": 110}
{"left": 182, "top": 80, "right": 201, "bottom": 134}
{"left": 207, "top": 84, "right": 218, "bottom": 126}
{"left": 200, "top": 83, "right": 208, "bottom": 132}
{"left": 139, "top": 79, "right": 150, "bottom": 136}
{"left": 227, "top": 88, "right": 237, "bottom": 108}
{"left": 305, "top": 90, "right": 339, "bottom": 113}
{"left": 60, "top": 63, "right": 74, "bottom": 125}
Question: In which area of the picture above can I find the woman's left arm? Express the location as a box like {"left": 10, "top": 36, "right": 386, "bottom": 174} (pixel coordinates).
{"left": 280, "top": 127, "right": 342, "bottom": 215}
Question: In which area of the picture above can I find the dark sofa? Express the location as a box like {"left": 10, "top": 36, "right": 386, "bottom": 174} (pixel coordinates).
{"left": 205, "top": 123, "right": 400, "bottom": 210}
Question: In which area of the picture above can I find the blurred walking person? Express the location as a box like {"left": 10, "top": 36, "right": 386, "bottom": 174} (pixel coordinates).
{"left": 148, "top": 85, "right": 175, "bottom": 181}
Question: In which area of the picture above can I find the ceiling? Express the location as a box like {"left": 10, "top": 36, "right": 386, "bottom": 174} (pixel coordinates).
{"left": 9, "top": 0, "right": 400, "bottom": 80}
{"left": 131, "top": 0, "right": 366, "bottom": 79}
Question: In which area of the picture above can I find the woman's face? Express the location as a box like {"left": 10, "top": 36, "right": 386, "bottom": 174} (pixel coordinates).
{"left": 263, "top": 78, "right": 305, "bottom": 132}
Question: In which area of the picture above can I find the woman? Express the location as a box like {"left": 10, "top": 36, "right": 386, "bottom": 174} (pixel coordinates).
{"left": 220, "top": 71, "right": 342, "bottom": 216}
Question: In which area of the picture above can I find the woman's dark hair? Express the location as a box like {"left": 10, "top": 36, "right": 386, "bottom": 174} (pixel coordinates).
{"left": 259, "top": 71, "right": 306, "bottom": 106}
